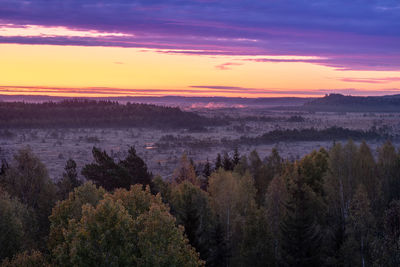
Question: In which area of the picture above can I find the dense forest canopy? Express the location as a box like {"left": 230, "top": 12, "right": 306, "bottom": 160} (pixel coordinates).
{"left": 1, "top": 140, "right": 400, "bottom": 266}
{"left": 0, "top": 100, "right": 221, "bottom": 129}
{"left": 240, "top": 127, "right": 385, "bottom": 144}
{"left": 303, "top": 93, "right": 400, "bottom": 112}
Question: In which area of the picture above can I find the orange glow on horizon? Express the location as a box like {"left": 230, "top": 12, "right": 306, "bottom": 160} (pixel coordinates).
{"left": 1, "top": 44, "right": 400, "bottom": 98}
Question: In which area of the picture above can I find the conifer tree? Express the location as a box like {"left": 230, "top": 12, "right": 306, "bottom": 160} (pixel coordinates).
{"left": 215, "top": 154, "right": 222, "bottom": 170}
{"left": 280, "top": 166, "right": 322, "bottom": 267}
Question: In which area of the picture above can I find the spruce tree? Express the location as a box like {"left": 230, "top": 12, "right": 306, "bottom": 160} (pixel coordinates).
{"left": 280, "top": 167, "right": 322, "bottom": 267}
{"left": 215, "top": 154, "right": 222, "bottom": 170}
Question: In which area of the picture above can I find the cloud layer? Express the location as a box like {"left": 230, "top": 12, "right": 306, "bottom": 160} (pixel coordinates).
{"left": 0, "top": 0, "right": 400, "bottom": 71}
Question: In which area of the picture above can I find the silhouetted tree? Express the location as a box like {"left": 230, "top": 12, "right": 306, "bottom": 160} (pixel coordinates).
{"left": 222, "top": 153, "right": 233, "bottom": 171}
{"left": 82, "top": 146, "right": 151, "bottom": 191}
{"left": 215, "top": 154, "right": 222, "bottom": 170}
{"left": 232, "top": 148, "right": 240, "bottom": 166}
{"left": 280, "top": 166, "right": 322, "bottom": 267}
{"left": 57, "top": 158, "right": 82, "bottom": 199}
{"left": 119, "top": 146, "right": 152, "bottom": 186}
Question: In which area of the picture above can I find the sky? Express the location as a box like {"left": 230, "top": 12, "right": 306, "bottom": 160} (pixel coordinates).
{"left": 1, "top": 0, "right": 400, "bottom": 98}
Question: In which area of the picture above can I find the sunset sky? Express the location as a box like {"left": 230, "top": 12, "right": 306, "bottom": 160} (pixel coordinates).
{"left": 1, "top": 0, "right": 400, "bottom": 97}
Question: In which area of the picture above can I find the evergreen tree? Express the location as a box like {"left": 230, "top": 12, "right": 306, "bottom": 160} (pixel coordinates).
{"left": 215, "top": 154, "right": 222, "bottom": 170}
{"left": 57, "top": 158, "right": 82, "bottom": 199}
{"left": 202, "top": 159, "right": 212, "bottom": 178}
{"left": 265, "top": 175, "right": 288, "bottom": 263}
{"left": 208, "top": 220, "right": 230, "bottom": 267}
{"left": 377, "top": 141, "right": 400, "bottom": 204}
{"left": 355, "top": 142, "right": 381, "bottom": 211}
{"left": 0, "top": 159, "right": 8, "bottom": 177}
{"left": 119, "top": 146, "right": 152, "bottom": 187}
{"left": 249, "top": 150, "right": 269, "bottom": 206}
{"left": 169, "top": 181, "right": 213, "bottom": 262}
{"left": 82, "top": 146, "right": 152, "bottom": 191}
{"left": 222, "top": 152, "right": 233, "bottom": 171}
{"left": 232, "top": 148, "right": 240, "bottom": 167}
{"left": 280, "top": 166, "right": 322, "bottom": 267}
{"left": 81, "top": 147, "right": 122, "bottom": 191}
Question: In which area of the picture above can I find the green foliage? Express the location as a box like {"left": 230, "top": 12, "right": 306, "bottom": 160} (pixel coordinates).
{"left": 82, "top": 146, "right": 152, "bottom": 191}
{"left": 0, "top": 191, "right": 33, "bottom": 261}
{"left": 49, "top": 184, "right": 203, "bottom": 266}
{"left": 280, "top": 165, "right": 323, "bottom": 267}
{"left": 0, "top": 100, "right": 220, "bottom": 129}
{"left": 57, "top": 158, "right": 82, "bottom": 200}
{"left": 265, "top": 175, "right": 288, "bottom": 263}
{"left": 169, "top": 181, "right": 213, "bottom": 261}
{"left": 0, "top": 147, "right": 56, "bottom": 243}
{"left": 48, "top": 181, "right": 106, "bottom": 255}
{"left": 2, "top": 142, "right": 400, "bottom": 266}
{"left": 208, "top": 169, "right": 258, "bottom": 266}
{"left": 172, "top": 154, "right": 199, "bottom": 186}
{"left": 1, "top": 250, "right": 49, "bottom": 267}
{"left": 215, "top": 153, "right": 222, "bottom": 170}
{"left": 237, "top": 208, "right": 274, "bottom": 267}
{"left": 378, "top": 141, "right": 400, "bottom": 204}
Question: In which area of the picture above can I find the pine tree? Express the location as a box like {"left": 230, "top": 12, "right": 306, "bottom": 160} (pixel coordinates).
{"left": 222, "top": 152, "right": 233, "bottom": 171}
{"left": 57, "top": 158, "right": 82, "bottom": 199}
{"left": 119, "top": 146, "right": 152, "bottom": 187}
{"left": 215, "top": 154, "right": 222, "bottom": 170}
{"left": 208, "top": 220, "right": 230, "bottom": 267}
{"left": 377, "top": 141, "right": 400, "bottom": 204}
{"left": 280, "top": 167, "right": 322, "bottom": 267}
{"left": 233, "top": 148, "right": 240, "bottom": 166}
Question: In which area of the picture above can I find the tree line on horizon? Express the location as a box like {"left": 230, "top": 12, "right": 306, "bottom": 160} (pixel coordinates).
{"left": 0, "top": 100, "right": 222, "bottom": 129}
{"left": 1, "top": 140, "right": 400, "bottom": 266}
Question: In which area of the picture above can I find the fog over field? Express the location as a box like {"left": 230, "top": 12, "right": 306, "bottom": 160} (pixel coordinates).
{"left": 1, "top": 97, "right": 399, "bottom": 180}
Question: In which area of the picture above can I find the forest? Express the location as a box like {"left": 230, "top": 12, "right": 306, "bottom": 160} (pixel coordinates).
{"left": 0, "top": 100, "right": 221, "bottom": 129}
{"left": 239, "top": 127, "right": 384, "bottom": 145}
{"left": 1, "top": 140, "right": 400, "bottom": 266}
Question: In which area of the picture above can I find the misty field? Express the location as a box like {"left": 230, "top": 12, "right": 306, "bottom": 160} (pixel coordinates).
{"left": 1, "top": 109, "right": 399, "bottom": 180}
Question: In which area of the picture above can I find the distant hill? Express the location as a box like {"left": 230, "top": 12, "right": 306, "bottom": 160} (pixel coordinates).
{"left": 0, "top": 94, "right": 312, "bottom": 108}
{"left": 302, "top": 93, "right": 400, "bottom": 112}
{"left": 0, "top": 100, "right": 222, "bottom": 129}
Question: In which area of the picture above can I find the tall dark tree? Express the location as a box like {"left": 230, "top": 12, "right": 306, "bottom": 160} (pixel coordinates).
{"left": 377, "top": 141, "right": 400, "bottom": 205}
{"left": 0, "top": 159, "right": 8, "bottom": 177}
{"left": 0, "top": 147, "right": 56, "bottom": 246}
{"left": 248, "top": 150, "right": 269, "bottom": 206}
{"left": 280, "top": 166, "right": 322, "bottom": 267}
{"left": 208, "top": 219, "right": 230, "bottom": 267}
{"left": 222, "top": 152, "right": 233, "bottom": 171}
{"left": 57, "top": 158, "right": 82, "bottom": 199}
{"left": 202, "top": 159, "right": 212, "bottom": 191}
{"left": 119, "top": 146, "right": 152, "bottom": 186}
{"left": 265, "top": 148, "right": 283, "bottom": 177}
{"left": 203, "top": 159, "right": 212, "bottom": 178}
{"left": 169, "top": 181, "right": 213, "bottom": 262}
{"left": 215, "top": 154, "right": 222, "bottom": 170}
{"left": 81, "top": 147, "right": 122, "bottom": 191}
{"left": 82, "top": 146, "right": 151, "bottom": 191}
{"left": 232, "top": 148, "right": 240, "bottom": 166}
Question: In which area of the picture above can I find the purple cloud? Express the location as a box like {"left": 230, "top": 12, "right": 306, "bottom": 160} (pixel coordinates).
{"left": 340, "top": 77, "right": 400, "bottom": 84}
{"left": 0, "top": 1, "right": 400, "bottom": 70}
